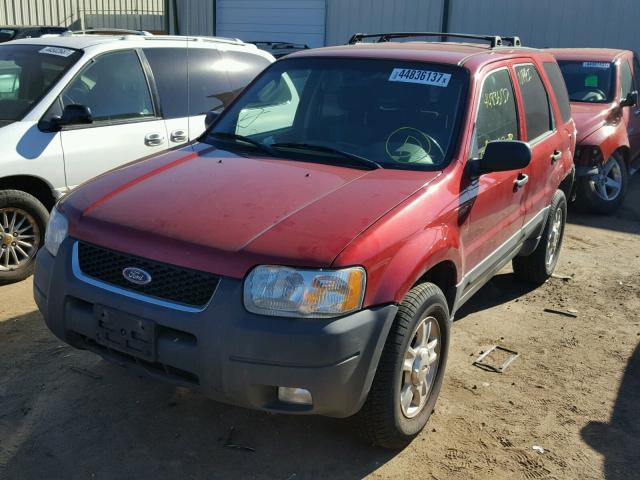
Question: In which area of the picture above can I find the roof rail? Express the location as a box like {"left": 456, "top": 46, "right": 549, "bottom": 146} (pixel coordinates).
{"left": 502, "top": 36, "right": 522, "bottom": 47}
{"left": 65, "top": 28, "right": 153, "bottom": 36}
{"left": 142, "top": 35, "right": 245, "bottom": 45}
{"left": 348, "top": 32, "right": 521, "bottom": 49}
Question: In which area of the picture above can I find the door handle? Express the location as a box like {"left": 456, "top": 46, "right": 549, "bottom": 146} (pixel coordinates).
{"left": 551, "top": 150, "right": 562, "bottom": 163}
{"left": 634, "top": 108, "right": 640, "bottom": 116}
{"left": 170, "top": 129, "right": 188, "bottom": 143}
{"left": 144, "top": 133, "right": 165, "bottom": 147}
{"left": 513, "top": 173, "right": 529, "bottom": 191}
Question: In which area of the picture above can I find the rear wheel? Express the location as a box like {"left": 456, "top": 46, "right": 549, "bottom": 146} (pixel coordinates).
{"left": 0, "top": 190, "right": 49, "bottom": 285}
{"left": 513, "top": 190, "right": 567, "bottom": 284}
{"left": 356, "top": 282, "right": 450, "bottom": 449}
{"left": 577, "top": 151, "right": 628, "bottom": 214}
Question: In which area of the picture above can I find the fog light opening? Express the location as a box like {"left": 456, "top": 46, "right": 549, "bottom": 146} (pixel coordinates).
{"left": 278, "top": 387, "right": 313, "bottom": 406}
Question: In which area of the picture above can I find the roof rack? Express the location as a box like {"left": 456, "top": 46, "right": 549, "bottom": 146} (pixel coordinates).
{"left": 64, "top": 28, "right": 153, "bottom": 36}
{"left": 142, "top": 35, "right": 245, "bottom": 45}
{"left": 348, "top": 32, "right": 522, "bottom": 49}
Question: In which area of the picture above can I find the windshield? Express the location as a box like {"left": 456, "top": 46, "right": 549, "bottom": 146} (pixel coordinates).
{"left": 557, "top": 60, "right": 615, "bottom": 103}
{"left": 206, "top": 58, "right": 468, "bottom": 170}
{"left": 0, "top": 29, "right": 16, "bottom": 43}
{"left": 0, "top": 44, "right": 82, "bottom": 122}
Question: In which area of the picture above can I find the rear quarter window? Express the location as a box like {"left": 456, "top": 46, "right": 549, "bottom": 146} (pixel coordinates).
{"left": 223, "top": 50, "right": 272, "bottom": 100}
{"left": 515, "top": 64, "right": 553, "bottom": 141}
{"left": 543, "top": 61, "right": 572, "bottom": 123}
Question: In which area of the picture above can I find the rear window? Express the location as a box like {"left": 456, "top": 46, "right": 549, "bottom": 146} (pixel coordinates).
{"left": 515, "top": 64, "right": 553, "bottom": 141}
{"left": 558, "top": 60, "right": 615, "bottom": 103}
{"left": 543, "top": 62, "right": 572, "bottom": 123}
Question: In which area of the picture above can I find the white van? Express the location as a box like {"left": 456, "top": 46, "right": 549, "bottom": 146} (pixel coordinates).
{"left": 0, "top": 32, "right": 274, "bottom": 283}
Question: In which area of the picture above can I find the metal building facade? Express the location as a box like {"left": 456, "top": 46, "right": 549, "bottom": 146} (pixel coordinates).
{"left": 0, "top": 0, "right": 165, "bottom": 31}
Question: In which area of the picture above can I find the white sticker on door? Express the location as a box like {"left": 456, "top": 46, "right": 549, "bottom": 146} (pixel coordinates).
{"left": 389, "top": 68, "right": 451, "bottom": 87}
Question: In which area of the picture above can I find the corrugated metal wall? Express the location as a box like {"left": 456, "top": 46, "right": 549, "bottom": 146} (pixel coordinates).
{"left": 0, "top": 0, "right": 164, "bottom": 31}
{"left": 447, "top": 0, "right": 640, "bottom": 52}
{"left": 325, "top": 0, "right": 443, "bottom": 46}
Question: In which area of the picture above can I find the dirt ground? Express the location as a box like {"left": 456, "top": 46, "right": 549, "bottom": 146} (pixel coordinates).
{"left": 1, "top": 177, "right": 639, "bottom": 480}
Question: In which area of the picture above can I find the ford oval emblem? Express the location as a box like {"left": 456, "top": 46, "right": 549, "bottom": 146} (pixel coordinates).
{"left": 122, "top": 267, "right": 152, "bottom": 286}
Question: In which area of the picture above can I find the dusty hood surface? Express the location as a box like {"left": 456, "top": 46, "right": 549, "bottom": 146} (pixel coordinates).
{"left": 63, "top": 144, "right": 438, "bottom": 278}
{"left": 570, "top": 102, "right": 618, "bottom": 143}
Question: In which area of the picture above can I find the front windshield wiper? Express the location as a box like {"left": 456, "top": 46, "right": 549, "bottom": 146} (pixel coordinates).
{"left": 208, "top": 132, "right": 276, "bottom": 157}
{"left": 270, "top": 143, "right": 382, "bottom": 170}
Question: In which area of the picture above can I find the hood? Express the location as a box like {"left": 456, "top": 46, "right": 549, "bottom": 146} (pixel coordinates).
{"left": 63, "top": 144, "right": 439, "bottom": 278}
{"left": 570, "top": 102, "right": 618, "bottom": 143}
{"left": 0, "top": 120, "right": 15, "bottom": 128}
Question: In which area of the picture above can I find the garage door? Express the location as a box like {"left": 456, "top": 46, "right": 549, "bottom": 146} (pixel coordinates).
{"left": 216, "top": 0, "right": 326, "bottom": 48}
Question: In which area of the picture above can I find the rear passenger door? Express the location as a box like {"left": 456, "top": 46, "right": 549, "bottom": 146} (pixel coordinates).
{"left": 460, "top": 65, "right": 528, "bottom": 273}
{"left": 143, "top": 47, "right": 190, "bottom": 148}
{"left": 513, "top": 62, "right": 563, "bottom": 225}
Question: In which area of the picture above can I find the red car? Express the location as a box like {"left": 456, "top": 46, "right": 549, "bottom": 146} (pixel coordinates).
{"left": 549, "top": 48, "right": 640, "bottom": 213}
{"left": 35, "top": 33, "right": 575, "bottom": 448}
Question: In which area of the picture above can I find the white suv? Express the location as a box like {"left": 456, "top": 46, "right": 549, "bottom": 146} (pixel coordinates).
{"left": 0, "top": 32, "right": 274, "bottom": 283}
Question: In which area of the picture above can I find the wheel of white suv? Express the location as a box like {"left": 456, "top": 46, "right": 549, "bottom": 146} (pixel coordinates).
{"left": 577, "top": 151, "right": 628, "bottom": 214}
{"left": 356, "top": 282, "right": 450, "bottom": 449}
{"left": 0, "top": 190, "right": 49, "bottom": 284}
{"left": 513, "top": 190, "right": 567, "bottom": 284}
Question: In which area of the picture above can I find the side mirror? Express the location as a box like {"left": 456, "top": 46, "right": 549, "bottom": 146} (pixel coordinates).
{"left": 620, "top": 90, "right": 638, "bottom": 107}
{"left": 52, "top": 104, "right": 93, "bottom": 129}
{"left": 478, "top": 140, "right": 532, "bottom": 174}
{"left": 205, "top": 108, "right": 223, "bottom": 129}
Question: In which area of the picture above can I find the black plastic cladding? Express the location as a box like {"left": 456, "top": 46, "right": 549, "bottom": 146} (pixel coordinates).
{"left": 77, "top": 242, "right": 219, "bottom": 307}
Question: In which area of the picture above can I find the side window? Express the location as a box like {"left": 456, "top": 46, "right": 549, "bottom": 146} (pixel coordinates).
{"left": 543, "top": 62, "right": 572, "bottom": 123}
{"left": 223, "top": 51, "right": 272, "bottom": 100}
{"left": 620, "top": 60, "right": 633, "bottom": 98}
{"left": 144, "top": 48, "right": 189, "bottom": 119}
{"left": 0, "top": 62, "right": 20, "bottom": 99}
{"left": 633, "top": 56, "right": 640, "bottom": 89}
{"left": 186, "top": 48, "right": 234, "bottom": 116}
{"left": 515, "top": 64, "right": 553, "bottom": 141}
{"left": 61, "top": 50, "right": 154, "bottom": 122}
{"left": 472, "top": 68, "right": 519, "bottom": 158}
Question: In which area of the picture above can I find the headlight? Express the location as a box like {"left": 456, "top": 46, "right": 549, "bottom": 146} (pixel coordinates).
{"left": 244, "top": 265, "right": 366, "bottom": 318}
{"left": 44, "top": 207, "right": 68, "bottom": 256}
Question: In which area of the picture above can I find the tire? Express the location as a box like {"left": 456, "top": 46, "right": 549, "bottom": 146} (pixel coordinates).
{"left": 0, "top": 190, "right": 49, "bottom": 285}
{"left": 513, "top": 190, "right": 567, "bottom": 284}
{"left": 576, "top": 151, "right": 628, "bottom": 214}
{"left": 356, "top": 282, "right": 450, "bottom": 449}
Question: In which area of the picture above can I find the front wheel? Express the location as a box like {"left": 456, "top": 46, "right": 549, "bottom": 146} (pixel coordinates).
{"left": 576, "top": 151, "right": 628, "bottom": 214}
{"left": 0, "top": 190, "right": 49, "bottom": 285}
{"left": 513, "top": 190, "right": 567, "bottom": 284}
{"left": 356, "top": 282, "right": 450, "bottom": 449}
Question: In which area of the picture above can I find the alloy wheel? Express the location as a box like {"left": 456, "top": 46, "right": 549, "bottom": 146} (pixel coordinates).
{"left": 400, "top": 315, "right": 441, "bottom": 418}
{"left": 0, "top": 208, "right": 40, "bottom": 271}
{"left": 591, "top": 157, "right": 623, "bottom": 201}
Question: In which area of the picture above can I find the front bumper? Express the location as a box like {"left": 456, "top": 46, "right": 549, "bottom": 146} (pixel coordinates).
{"left": 34, "top": 239, "right": 397, "bottom": 418}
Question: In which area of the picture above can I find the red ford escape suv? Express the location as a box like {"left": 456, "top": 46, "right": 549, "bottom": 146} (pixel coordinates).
{"left": 35, "top": 33, "right": 575, "bottom": 448}
{"left": 548, "top": 48, "right": 640, "bottom": 213}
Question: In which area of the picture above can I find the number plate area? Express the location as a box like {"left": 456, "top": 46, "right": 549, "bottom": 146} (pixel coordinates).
{"left": 94, "top": 305, "right": 156, "bottom": 362}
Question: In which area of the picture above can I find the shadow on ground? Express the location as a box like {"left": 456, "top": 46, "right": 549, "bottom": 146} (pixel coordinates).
{"left": 581, "top": 342, "right": 640, "bottom": 480}
{"left": 454, "top": 272, "right": 539, "bottom": 321}
{"left": 0, "top": 311, "right": 397, "bottom": 480}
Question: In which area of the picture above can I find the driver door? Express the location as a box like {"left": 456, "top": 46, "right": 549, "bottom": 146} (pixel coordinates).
{"left": 57, "top": 49, "right": 168, "bottom": 188}
{"left": 459, "top": 65, "right": 529, "bottom": 291}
